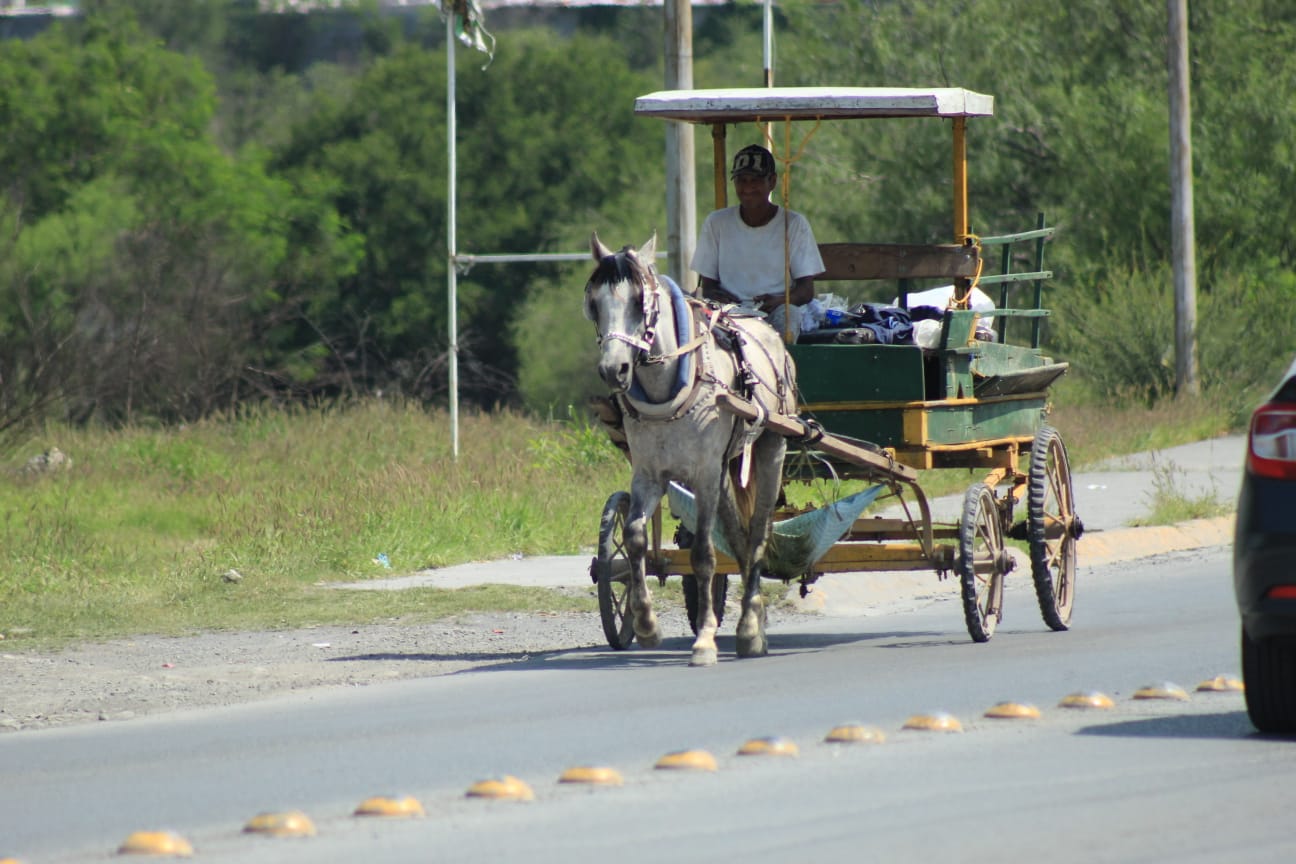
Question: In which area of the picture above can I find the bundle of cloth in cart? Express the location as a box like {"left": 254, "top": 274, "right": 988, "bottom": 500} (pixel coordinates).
{"left": 800, "top": 285, "right": 996, "bottom": 348}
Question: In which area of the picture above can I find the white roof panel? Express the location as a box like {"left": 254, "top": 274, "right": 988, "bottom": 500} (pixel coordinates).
{"left": 634, "top": 87, "right": 994, "bottom": 122}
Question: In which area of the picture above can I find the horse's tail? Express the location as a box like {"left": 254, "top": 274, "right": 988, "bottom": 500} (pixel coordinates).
{"left": 728, "top": 459, "right": 757, "bottom": 525}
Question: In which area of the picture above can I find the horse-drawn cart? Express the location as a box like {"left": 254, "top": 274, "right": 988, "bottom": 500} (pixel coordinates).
{"left": 587, "top": 87, "right": 1082, "bottom": 657}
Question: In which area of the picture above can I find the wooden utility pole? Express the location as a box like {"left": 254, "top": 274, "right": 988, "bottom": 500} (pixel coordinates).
{"left": 1168, "top": 0, "right": 1199, "bottom": 396}
{"left": 664, "top": 0, "right": 696, "bottom": 291}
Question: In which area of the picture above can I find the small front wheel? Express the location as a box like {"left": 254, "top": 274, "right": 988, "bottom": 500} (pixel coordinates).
{"left": 957, "top": 483, "right": 1007, "bottom": 643}
{"left": 594, "top": 492, "right": 635, "bottom": 650}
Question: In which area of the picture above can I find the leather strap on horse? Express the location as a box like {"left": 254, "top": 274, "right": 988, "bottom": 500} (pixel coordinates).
{"left": 619, "top": 302, "right": 717, "bottom": 423}
{"left": 640, "top": 297, "right": 718, "bottom": 366}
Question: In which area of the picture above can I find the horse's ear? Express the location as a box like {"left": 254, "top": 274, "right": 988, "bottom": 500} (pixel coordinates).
{"left": 639, "top": 233, "right": 657, "bottom": 266}
{"left": 591, "top": 232, "right": 614, "bottom": 263}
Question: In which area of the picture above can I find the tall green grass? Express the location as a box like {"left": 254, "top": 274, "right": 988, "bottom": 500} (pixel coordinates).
{"left": 0, "top": 390, "right": 1245, "bottom": 645}
{"left": 0, "top": 402, "right": 624, "bottom": 643}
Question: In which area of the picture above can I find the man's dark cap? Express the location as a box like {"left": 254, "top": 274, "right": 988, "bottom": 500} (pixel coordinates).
{"left": 730, "top": 144, "right": 776, "bottom": 178}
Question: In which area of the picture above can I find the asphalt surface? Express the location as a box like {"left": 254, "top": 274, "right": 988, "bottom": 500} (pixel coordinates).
{"left": 337, "top": 435, "right": 1245, "bottom": 613}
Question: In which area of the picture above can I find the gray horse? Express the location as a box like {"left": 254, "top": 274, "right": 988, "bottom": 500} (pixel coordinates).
{"left": 583, "top": 233, "right": 796, "bottom": 666}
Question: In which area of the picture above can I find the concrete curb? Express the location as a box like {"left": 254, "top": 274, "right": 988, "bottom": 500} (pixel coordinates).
{"left": 782, "top": 515, "right": 1234, "bottom": 617}
{"left": 1078, "top": 516, "right": 1233, "bottom": 567}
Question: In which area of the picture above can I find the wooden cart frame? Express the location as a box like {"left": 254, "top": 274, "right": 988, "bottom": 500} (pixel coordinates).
{"left": 591, "top": 87, "right": 1083, "bottom": 645}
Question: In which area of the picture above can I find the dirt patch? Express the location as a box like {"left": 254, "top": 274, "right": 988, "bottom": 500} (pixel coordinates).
{"left": 0, "top": 606, "right": 703, "bottom": 733}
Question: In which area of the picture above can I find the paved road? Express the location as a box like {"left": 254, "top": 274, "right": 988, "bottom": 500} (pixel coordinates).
{"left": 8, "top": 546, "right": 1285, "bottom": 864}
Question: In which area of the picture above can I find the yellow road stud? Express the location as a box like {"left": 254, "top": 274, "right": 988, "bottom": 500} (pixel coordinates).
{"left": 823, "top": 724, "right": 886, "bottom": 744}
{"left": 465, "top": 775, "right": 535, "bottom": 801}
{"left": 902, "top": 712, "right": 963, "bottom": 732}
{"left": 736, "top": 736, "right": 799, "bottom": 757}
{"left": 654, "top": 749, "right": 718, "bottom": 772}
{"left": 1133, "top": 682, "right": 1190, "bottom": 701}
{"left": 984, "top": 702, "right": 1042, "bottom": 720}
{"left": 1196, "top": 675, "right": 1244, "bottom": 692}
{"left": 242, "top": 810, "right": 316, "bottom": 837}
{"left": 354, "top": 795, "right": 426, "bottom": 818}
{"left": 558, "top": 766, "right": 624, "bottom": 786}
{"left": 116, "top": 831, "right": 195, "bottom": 856}
{"left": 1058, "top": 690, "right": 1115, "bottom": 710}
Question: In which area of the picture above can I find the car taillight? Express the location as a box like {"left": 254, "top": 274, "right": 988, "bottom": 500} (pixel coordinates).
{"left": 1248, "top": 403, "right": 1296, "bottom": 480}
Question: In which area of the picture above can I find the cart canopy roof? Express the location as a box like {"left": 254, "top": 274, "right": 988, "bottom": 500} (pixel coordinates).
{"left": 634, "top": 87, "right": 994, "bottom": 123}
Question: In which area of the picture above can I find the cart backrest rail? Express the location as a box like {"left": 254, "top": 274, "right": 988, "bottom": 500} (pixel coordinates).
{"left": 814, "top": 219, "right": 1055, "bottom": 351}
{"left": 817, "top": 243, "right": 980, "bottom": 283}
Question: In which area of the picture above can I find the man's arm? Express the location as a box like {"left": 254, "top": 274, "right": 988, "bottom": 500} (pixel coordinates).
{"left": 753, "top": 275, "right": 815, "bottom": 313}
{"left": 699, "top": 276, "right": 742, "bottom": 305}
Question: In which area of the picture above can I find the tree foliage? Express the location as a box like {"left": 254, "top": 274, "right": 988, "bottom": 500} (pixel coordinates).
{"left": 270, "top": 27, "right": 659, "bottom": 404}
{"left": 2, "top": 0, "right": 1294, "bottom": 437}
{"left": 0, "top": 10, "right": 297, "bottom": 431}
{"left": 774, "top": 0, "right": 1296, "bottom": 404}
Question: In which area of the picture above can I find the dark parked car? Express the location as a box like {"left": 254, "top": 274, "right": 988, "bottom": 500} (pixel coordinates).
{"left": 1235, "top": 357, "right": 1296, "bottom": 733}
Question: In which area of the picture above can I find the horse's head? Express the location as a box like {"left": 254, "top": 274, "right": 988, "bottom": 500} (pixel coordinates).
{"left": 584, "top": 232, "right": 658, "bottom": 393}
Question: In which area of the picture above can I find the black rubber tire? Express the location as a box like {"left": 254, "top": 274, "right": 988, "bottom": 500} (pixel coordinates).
{"left": 682, "top": 572, "right": 729, "bottom": 635}
{"left": 957, "top": 483, "right": 1006, "bottom": 643}
{"left": 1242, "top": 625, "right": 1296, "bottom": 735}
{"left": 594, "top": 492, "right": 635, "bottom": 650}
{"left": 1028, "top": 426, "right": 1077, "bottom": 631}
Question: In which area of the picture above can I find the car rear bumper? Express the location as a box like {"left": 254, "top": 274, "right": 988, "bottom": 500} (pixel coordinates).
{"left": 1234, "top": 474, "right": 1296, "bottom": 641}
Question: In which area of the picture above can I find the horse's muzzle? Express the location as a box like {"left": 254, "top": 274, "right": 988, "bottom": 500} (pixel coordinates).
{"left": 598, "top": 358, "right": 632, "bottom": 394}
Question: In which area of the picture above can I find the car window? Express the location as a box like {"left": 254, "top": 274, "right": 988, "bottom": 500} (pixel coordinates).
{"left": 1276, "top": 358, "right": 1296, "bottom": 402}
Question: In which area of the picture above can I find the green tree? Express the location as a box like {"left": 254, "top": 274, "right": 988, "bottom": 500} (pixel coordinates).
{"left": 270, "top": 28, "right": 660, "bottom": 405}
{"left": 0, "top": 11, "right": 300, "bottom": 428}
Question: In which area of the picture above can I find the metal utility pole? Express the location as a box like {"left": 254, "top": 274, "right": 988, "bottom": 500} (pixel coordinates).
{"left": 1168, "top": 0, "right": 1199, "bottom": 396}
{"left": 763, "top": 0, "right": 774, "bottom": 87}
{"left": 447, "top": 12, "right": 461, "bottom": 458}
{"left": 664, "top": 0, "right": 696, "bottom": 290}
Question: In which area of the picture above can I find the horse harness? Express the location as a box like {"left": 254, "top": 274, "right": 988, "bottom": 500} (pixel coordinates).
{"left": 606, "top": 273, "right": 793, "bottom": 474}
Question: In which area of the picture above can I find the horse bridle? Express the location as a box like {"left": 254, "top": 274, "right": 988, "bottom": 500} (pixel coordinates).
{"left": 589, "top": 260, "right": 665, "bottom": 364}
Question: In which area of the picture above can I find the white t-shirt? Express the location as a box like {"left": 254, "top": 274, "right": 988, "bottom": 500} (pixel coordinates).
{"left": 691, "top": 206, "right": 825, "bottom": 304}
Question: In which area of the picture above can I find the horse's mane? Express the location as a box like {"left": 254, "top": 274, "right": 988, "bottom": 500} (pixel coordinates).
{"left": 591, "top": 247, "right": 654, "bottom": 292}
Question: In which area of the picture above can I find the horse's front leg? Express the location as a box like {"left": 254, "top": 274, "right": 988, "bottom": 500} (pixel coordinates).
{"left": 625, "top": 477, "right": 663, "bottom": 649}
{"left": 688, "top": 501, "right": 721, "bottom": 667}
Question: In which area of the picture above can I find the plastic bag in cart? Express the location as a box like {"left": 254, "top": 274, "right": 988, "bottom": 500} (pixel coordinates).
{"left": 667, "top": 483, "right": 885, "bottom": 579}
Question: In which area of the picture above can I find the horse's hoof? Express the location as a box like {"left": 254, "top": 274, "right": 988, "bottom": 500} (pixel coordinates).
{"left": 637, "top": 628, "right": 662, "bottom": 649}
{"left": 736, "top": 634, "right": 768, "bottom": 658}
{"left": 690, "top": 646, "right": 718, "bottom": 667}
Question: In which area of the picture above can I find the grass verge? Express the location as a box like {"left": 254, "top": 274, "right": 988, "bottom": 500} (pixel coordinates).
{"left": 1, "top": 402, "right": 621, "bottom": 646}
{"left": 1, "top": 389, "right": 1243, "bottom": 646}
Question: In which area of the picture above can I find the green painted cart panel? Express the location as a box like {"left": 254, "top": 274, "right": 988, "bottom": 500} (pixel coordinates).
{"left": 921, "top": 396, "right": 1047, "bottom": 443}
{"left": 789, "top": 344, "right": 927, "bottom": 403}
{"left": 789, "top": 325, "right": 1059, "bottom": 450}
{"left": 804, "top": 405, "right": 908, "bottom": 448}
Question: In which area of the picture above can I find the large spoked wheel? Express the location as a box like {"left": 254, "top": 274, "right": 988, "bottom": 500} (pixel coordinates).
{"left": 594, "top": 492, "right": 635, "bottom": 650}
{"left": 1028, "top": 425, "right": 1079, "bottom": 631}
{"left": 957, "top": 483, "right": 1008, "bottom": 643}
{"left": 682, "top": 572, "right": 729, "bottom": 636}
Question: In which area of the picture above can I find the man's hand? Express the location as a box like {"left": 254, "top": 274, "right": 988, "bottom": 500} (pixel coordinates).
{"left": 702, "top": 281, "right": 741, "bottom": 305}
